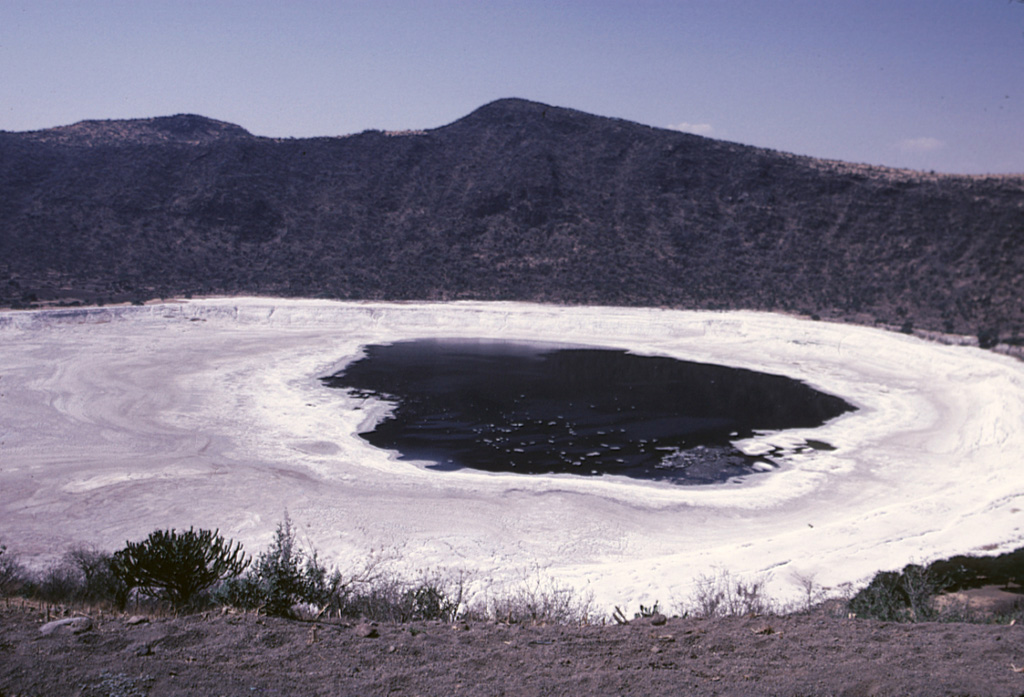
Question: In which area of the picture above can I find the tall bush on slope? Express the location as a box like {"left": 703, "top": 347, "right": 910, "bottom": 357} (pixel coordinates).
{"left": 216, "top": 514, "right": 345, "bottom": 618}
{"left": 217, "top": 515, "right": 463, "bottom": 621}
{"left": 112, "top": 527, "right": 249, "bottom": 609}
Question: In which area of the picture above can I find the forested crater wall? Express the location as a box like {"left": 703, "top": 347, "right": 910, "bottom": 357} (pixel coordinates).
{"left": 1, "top": 99, "right": 1021, "bottom": 340}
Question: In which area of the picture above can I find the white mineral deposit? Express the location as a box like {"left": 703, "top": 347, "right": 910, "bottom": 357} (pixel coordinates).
{"left": 2, "top": 299, "right": 1022, "bottom": 609}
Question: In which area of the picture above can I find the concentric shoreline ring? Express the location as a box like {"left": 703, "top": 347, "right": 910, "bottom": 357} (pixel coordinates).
{"left": 2, "top": 298, "right": 1022, "bottom": 608}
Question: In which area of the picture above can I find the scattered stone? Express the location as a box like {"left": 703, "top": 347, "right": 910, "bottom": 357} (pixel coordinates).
{"left": 39, "top": 616, "right": 92, "bottom": 636}
{"left": 131, "top": 643, "right": 153, "bottom": 657}
{"left": 354, "top": 623, "right": 379, "bottom": 638}
{"left": 126, "top": 615, "right": 149, "bottom": 626}
{"left": 649, "top": 613, "right": 668, "bottom": 626}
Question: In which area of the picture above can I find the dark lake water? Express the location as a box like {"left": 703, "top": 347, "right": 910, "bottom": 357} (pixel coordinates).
{"left": 321, "top": 339, "right": 854, "bottom": 484}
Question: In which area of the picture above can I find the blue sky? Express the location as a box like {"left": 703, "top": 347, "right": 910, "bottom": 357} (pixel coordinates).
{"left": 2, "top": 0, "right": 1022, "bottom": 174}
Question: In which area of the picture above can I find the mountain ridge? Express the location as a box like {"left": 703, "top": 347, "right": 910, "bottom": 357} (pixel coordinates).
{"left": 7, "top": 113, "right": 254, "bottom": 147}
{"left": 1, "top": 99, "right": 1021, "bottom": 341}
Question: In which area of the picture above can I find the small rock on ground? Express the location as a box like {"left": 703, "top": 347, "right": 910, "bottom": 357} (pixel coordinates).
{"left": 39, "top": 617, "right": 92, "bottom": 636}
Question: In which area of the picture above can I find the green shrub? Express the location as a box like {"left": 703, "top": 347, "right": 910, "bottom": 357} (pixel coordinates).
{"left": 112, "top": 527, "right": 249, "bottom": 609}
{"left": 212, "top": 574, "right": 264, "bottom": 611}
{"left": 233, "top": 516, "right": 464, "bottom": 622}
{"left": 402, "top": 579, "right": 462, "bottom": 622}
{"left": 849, "top": 549, "right": 1024, "bottom": 623}
{"left": 848, "top": 563, "right": 944, "bottom": 621}
{"left": 249, "top": 516, "right": 307, "bottom": 617}
{"left": 927, "top": 548, "right": 1024, "bottom": 590}
{"left": 848, "top": 570, "right": 911, "bottom": 621}
{"left": 217, "top": 515, "right": 349, "bottom": 618}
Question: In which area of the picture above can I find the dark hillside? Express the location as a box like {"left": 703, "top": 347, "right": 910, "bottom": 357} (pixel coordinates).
{"left": 1, "top": 99, "right": 1021, "bottom": 339}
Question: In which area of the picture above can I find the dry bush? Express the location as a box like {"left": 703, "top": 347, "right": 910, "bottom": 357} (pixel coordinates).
{"left": 33, "top": 563, "right": 83, "bottom": 604}
{"left": 65, "top": 545, "right": 129, "bottom": 607}
{"left": 785, "top": 569, "right": 834, "bottom": 614}
{"left": 464, "top": 571, "right": 598, "bottom": 625}
{"left": 681, "top": 569, "right": 776, "bottom": 618}
{"left": 0, "top": 540, "right": 28, "bottom": 596}
{"left": 332, "top": 569, "right": 466, "bottom": 623}
{"left": 27, "top": 545, "right": 131, "bottom": 609}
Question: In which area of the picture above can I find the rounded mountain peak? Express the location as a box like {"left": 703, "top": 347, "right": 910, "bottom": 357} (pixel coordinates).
{"left": 16, "top": 114, "right": 254, "bottom": 147}
{"left": 438, "top": 98, "right": 603, "bottom": 137}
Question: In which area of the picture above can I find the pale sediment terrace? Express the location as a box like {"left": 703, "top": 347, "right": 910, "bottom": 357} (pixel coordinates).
{"left": 1, "top": 299, "right": 1022, "bottom": 609}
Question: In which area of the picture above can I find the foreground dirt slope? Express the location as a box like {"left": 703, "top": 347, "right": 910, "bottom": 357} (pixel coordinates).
{"left": 2, "top": 605, "right": 1023, "bottom": 696}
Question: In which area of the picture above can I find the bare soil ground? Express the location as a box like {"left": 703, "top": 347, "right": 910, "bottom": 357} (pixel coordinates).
{"left": 3, "top": 603, "right": 1024, "bottom": 697}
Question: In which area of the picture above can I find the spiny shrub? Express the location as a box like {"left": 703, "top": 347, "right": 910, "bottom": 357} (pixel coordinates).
{"left": 634, "top": 601, "right": 661, "bottom": 619}
{"left": 112, "top": 527, "right": 249, "bottom": 609}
